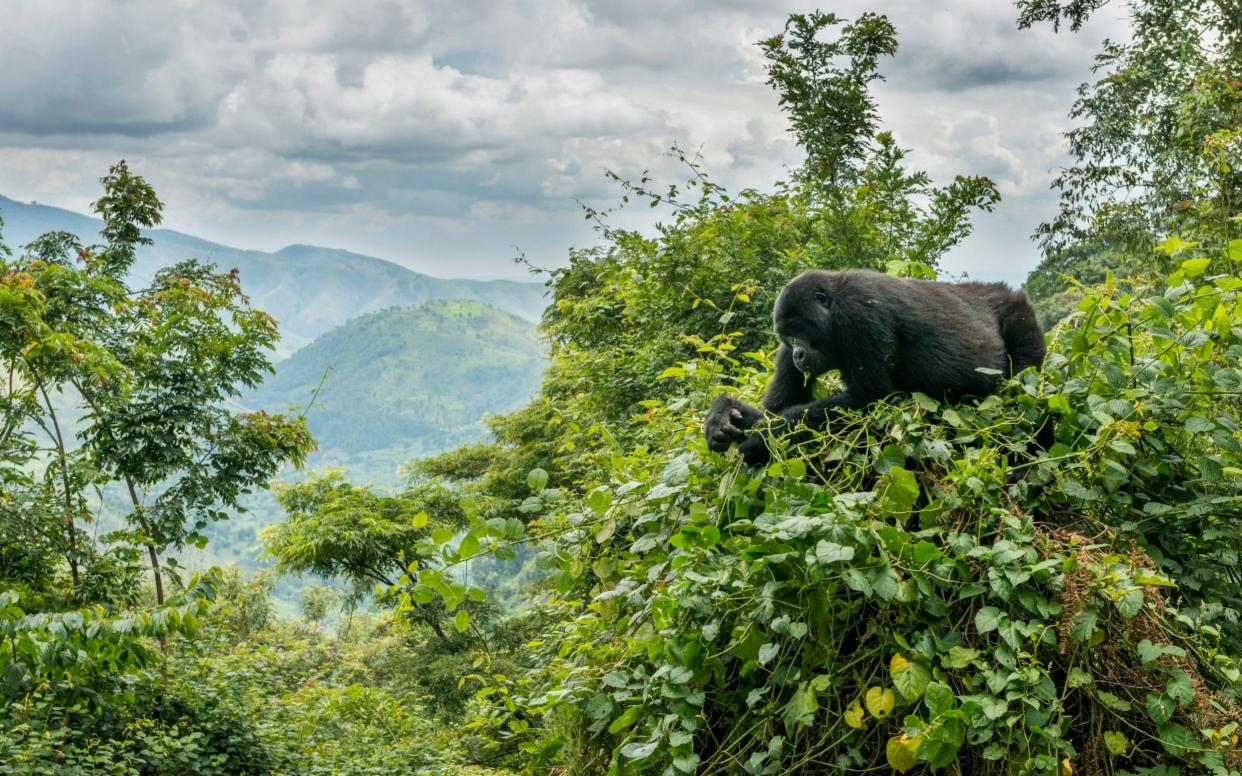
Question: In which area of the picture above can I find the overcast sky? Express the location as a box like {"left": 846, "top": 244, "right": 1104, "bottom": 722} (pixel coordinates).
{"left": 0, "top": 1, "right": 1128, "bottom": 284}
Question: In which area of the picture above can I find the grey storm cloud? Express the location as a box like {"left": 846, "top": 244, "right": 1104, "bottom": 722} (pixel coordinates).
{"left": 0, "top": 0, "right": 1127, "bottom": 282}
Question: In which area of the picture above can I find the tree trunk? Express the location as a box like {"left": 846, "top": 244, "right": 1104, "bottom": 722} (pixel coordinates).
{"left": 125, "top": 476, "right": 164, "bottom": 606}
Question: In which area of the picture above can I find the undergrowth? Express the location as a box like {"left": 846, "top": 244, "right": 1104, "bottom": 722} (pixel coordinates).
{"left": 458, "top": 260, "right": 1242, "bottom": 775}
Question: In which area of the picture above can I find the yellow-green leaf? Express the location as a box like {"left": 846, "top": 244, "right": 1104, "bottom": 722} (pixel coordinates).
{"left": 886, "top": 734, "right": 922, "bottom": 773}
{"left": 1182, "top": 258, "right": 1211, "bottom": 277}
{"left": 843, "top": 699, "right": 866, "bottom": 729}
{"left": 1103, "top": 730, "right": 1128, "bottom": 756}
{"left": 865, "top": 686, "right": 895, "bottom": 719}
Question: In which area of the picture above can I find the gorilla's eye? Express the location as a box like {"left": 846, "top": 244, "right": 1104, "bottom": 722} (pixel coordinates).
{"left": 814, "top": 290, "right": 829, "bottom": 306}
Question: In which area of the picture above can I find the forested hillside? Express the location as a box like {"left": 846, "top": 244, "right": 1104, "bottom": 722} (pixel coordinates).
{"left": 244, "top": 299, "right": 545, "bottom": 485}
{"left": 3, "top": 3, "right": 1242, "bottom": 776}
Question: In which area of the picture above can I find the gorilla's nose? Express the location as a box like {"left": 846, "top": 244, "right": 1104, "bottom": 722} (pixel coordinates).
{"left": 792, "top": 346, "right": 806, "bottom": 370}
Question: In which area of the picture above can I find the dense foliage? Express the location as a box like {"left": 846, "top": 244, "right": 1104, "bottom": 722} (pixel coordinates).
{"left": 0, "top": 165, "right": 316, "bottom": 772}
{"left": 1020, "top": 0, "right": 1242, "bottom": 327}
{"left": 369, "top": 9, "right": 1242, "bottom": 775}
{"left": 4, "top": 3, "right": 1242, "bottom": 775}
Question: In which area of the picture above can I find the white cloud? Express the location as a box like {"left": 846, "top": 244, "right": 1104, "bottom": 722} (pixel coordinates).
{"left": 0, "top": 0, "right": 1128, "bottom": 284}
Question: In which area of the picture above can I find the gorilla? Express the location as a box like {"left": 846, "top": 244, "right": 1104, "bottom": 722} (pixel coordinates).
{"left": 705, "top": 269, "right": 1045, "bottom": 465}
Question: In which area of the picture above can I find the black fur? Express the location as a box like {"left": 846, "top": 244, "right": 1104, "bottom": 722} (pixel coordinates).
{"left": 705, "top": 269, "right": 1046, "bottom": 465}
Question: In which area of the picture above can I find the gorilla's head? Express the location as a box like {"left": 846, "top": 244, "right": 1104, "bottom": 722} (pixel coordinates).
{"left": 772, "top": 270, "right": 837, "bottom": 377}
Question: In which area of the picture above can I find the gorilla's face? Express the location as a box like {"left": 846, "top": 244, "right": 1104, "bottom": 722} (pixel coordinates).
{"left": 773, "top": 271, "right": 834, "bottom": 377}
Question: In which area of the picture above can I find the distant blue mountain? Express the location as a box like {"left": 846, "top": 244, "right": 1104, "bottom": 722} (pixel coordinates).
{"left": 0, "top": 195, "right": 548, "bottom": 355}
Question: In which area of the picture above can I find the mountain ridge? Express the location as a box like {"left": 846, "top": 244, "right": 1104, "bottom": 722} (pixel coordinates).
{"left": 0, "top": 195, "right": 549, "bottom": 355}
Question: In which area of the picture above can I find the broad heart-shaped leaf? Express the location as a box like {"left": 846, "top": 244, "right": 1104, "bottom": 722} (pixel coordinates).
{"left": 923, "top": 681, "right": 955, "bottom": 717}
{"left": 814, "top": 540, "right": 855, "bottom": 565}
{"left": 1145, "top": 692, "right": 1174, "bottom": 726}
{"left": 974, "top": 606, "right": 1002, "bottom": 634}
{"left": 526, "top": 467, "right": 549, "bottom": 491}
{"left": 843, "top": 699, "right": 866, "bottom": 729}
{"left": 1228, "top": 238, "right": 1242, "bottom": 262}
{"left": 620, "top": 740, "right": 658, "bottom": 760}
{"left": 782, "top": 681, "right": 819, "bottom": 731}
{"left": 1181, "top": 257, "right": 1211, "bottom": 277}
{"left": 886, "top": 733, "right": 922, "bottom": 773}
{"left": 758, "top": 642, "right": 780, "bottom": 666}
{"left": 1166, "top": 671, "right": 1194, "bottom": 707}
{"left": 890, "top": 653, "right": 931, "bottom": 701}
{"left": 1114, "top": 587, "right": 1144, "bottom": 619}
{"left": 864, "top": 686, "right": 895, "bottom": 719}
{"left": 875, "top": 466, "right": 920, "bottom": 516}
{"left": 943, "top": 646, "right": 979, "bottom": 669}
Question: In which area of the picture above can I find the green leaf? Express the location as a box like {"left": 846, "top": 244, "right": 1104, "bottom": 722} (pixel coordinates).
{"left": 890, "top": 653, "right": 931, "bottom": 701}
{"left": 876, "top": 466, "right": 920, "bottom": 515}
{"left": 975, "top": 606, "right": 1002, "bottom": 634}
{"left": 1114, "top": 588, "right": 1144, "bottom": 619}
{"left": 1157, "top": 722, "right": 1197, "bottom": 756}
{"left": 1145, "top": 692, "right": 1174, "bottom": 726}
{"left": 1066, "top": 667, "right": 1092, "bottom": 689}
{"left": 758, "top": 642, "right": 779, "bottom": 666}
{"left": 912, "top": 392, "right": 939, "bottom": 411}
{"left": 620, "top": 740, "right": 657, "bottom": 760}
{"left": 1166, "top": 671, "right": 1194, "bottom": 707}
{"left": 1103, "top": 730, "right": 1128, "bottom": 756}
{"left": 870, "top": 565, "right": 900, "bottom": 602}
{"left": 1096, "top": 691, "right": 1131, "bottom": 712}
{"left": 453, "top": 609, "right": 470, "bottom": 633}
{"left": 608, "top": 705, "right": 643, "bottom": 734}
{"left": 586, "top": 487, "right": 612, "bottom": 514}
{"left": 1227, "top": 238, "right": 1242, "bottom": 262}
{"left": 1181, "top": 257, "right": 1211, "bottom": 277}
{"left": 1136, "top": 639, "right": 1185, "bottom": 665}
{"left": 886, "top": 734, "right": 922, "bottom": 773}
{"left": 944, "top": 646, "right": 979, "bottom": 669}
{"left": 526, "top": 468, "right": 549, "bottom": 491}
{"left": 814, "top": 541, "right": 855, "bottom": 565}
{"left": 782, "top": 681, "right": 819, "bottom": 730}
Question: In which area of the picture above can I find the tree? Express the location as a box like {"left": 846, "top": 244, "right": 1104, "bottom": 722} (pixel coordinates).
{"left": 1018, "top": 0, "right": 1242, "bottom": 260}
{"left": 0, "top": 162, "right": 314, "bottom": 607}
{"left": 264, "top": 471, "right": 485, "bottom": 640}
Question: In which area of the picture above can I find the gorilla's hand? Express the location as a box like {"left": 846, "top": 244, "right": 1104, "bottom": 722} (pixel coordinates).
{"left": 737, "top": 430, "right": 772, "bottom": 466}
{"left": 736, "top": 411, "right": 802, "bottom": 467}
{"left": 705, "top": 394, "right": 762, "bottom": 452}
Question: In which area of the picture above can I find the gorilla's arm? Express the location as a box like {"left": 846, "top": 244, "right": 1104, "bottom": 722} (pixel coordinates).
{"left": 705, "top": 346, "right": 813, "bottom": 452}
{"left": 737, "top": 355, "right": 895, "bottom": 465}
{"left": 761, "top": 346, "right": 815, "bottom": 411}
